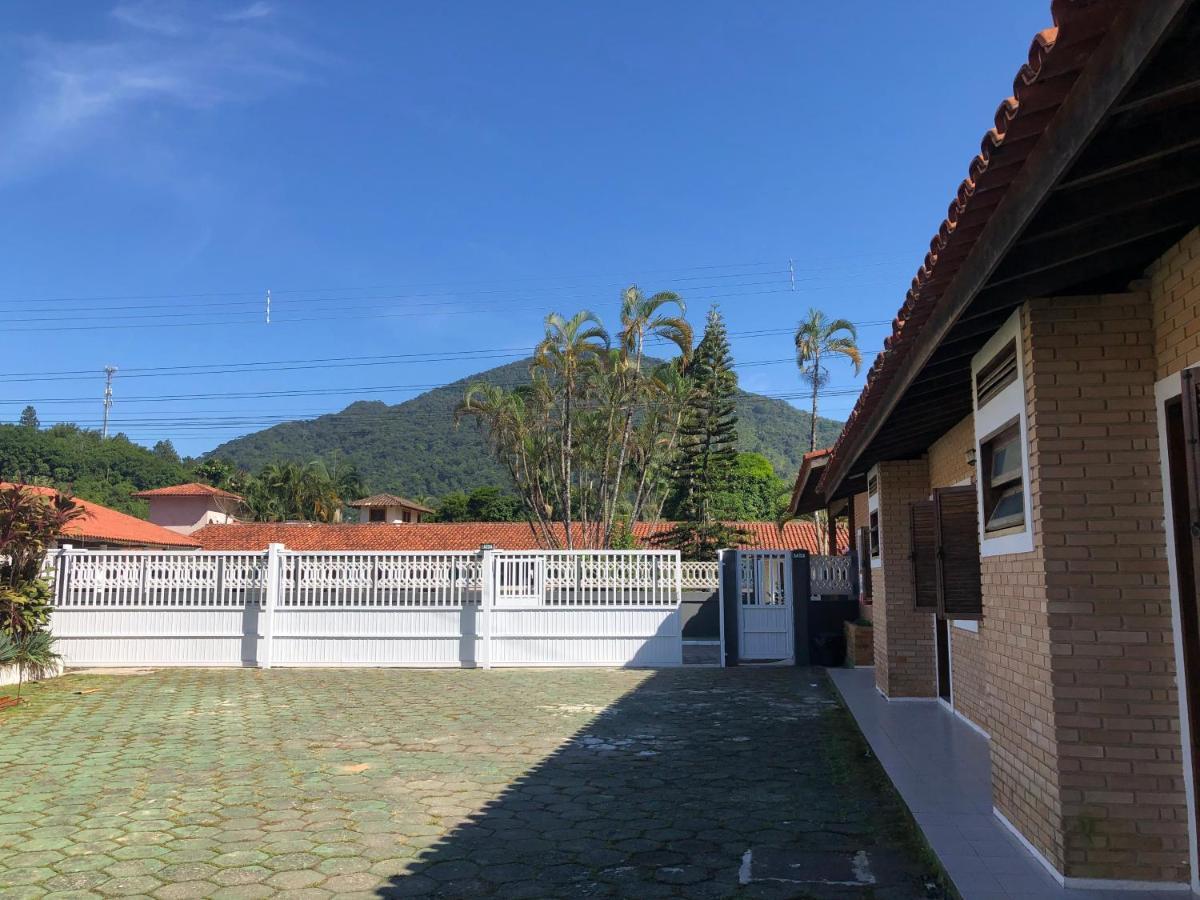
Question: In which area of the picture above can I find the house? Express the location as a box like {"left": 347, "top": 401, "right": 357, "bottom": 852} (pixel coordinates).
{"left": 346, "top": 493, "right": 434, "bottom": 524}
{"left": 2, "top": 483, "right": 199, "bottom": 550}
{"left": 191, "top": 519, "right": 845, "bottom": 552}
{"left": 132, "top": 482, "right": 246, "bottom": 535}
{"left": 788, "top": 0, "right": 1200, "bottom": 889}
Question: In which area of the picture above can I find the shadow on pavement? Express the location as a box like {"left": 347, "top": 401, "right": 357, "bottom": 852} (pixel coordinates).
{"left": 375, "top": 667, "right": 941, "bottom": 899}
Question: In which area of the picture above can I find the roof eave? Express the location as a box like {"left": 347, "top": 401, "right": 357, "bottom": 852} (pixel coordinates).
{"left": 819, "top": 0, "right": 1190, "bottom": 498}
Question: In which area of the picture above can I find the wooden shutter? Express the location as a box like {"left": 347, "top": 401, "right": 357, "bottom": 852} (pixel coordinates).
{"left": 1182, "top": 368, "right": 1200, "bottom": 609}
{"left": 857, "top": 525, "right": 872, "bottom": 603}
{"left": 909, "top": 500, "right": 938, "bottom": 609}
{"left": 935, "top": 485, "right": 982, "bottom": 619}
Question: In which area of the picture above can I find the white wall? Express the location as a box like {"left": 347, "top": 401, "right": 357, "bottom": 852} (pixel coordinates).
{"left": 146, "top": 496, "right": 237, "bottom": 534}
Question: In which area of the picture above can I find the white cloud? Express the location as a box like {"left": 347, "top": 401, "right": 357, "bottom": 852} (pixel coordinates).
{"left": 0, "top": 1, "right": 322, "bottom": 184}
{"left": 220, "top": 2, "right": 274, "bottom": 23}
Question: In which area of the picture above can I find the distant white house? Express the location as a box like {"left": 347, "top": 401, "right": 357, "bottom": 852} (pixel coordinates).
{"left": 346, "top": 493, "right": 434, "bottom": 524}
{"left": 133, "top": 482, "right": 246, "bottom": 534}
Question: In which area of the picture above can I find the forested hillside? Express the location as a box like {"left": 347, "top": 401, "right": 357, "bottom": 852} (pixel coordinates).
{"left": 210, "top": 358, "right": 844, "bottom": 497}
{"left": 0, "top": 423, "right": 187, "bottom": 515}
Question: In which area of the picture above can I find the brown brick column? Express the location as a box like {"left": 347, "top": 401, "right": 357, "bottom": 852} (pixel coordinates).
{"left": 986, "top": 297, "right": 1187, "bottom": 884}
{"left": 872, "top": 458, "right": 936, "bottom": 698}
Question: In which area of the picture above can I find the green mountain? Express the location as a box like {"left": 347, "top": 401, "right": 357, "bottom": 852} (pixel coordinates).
{"left": 208, "top": 359, "right": 843, "bottom": 497}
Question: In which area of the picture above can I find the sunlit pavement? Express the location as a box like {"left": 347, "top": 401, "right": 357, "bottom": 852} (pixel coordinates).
{"left": 0, "top": 667, "right": 942, "bottom": 898}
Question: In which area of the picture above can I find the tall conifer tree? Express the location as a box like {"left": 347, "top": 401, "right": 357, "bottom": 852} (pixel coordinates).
{"left": 658, "top": 306, "right": 745, "bottom": 559}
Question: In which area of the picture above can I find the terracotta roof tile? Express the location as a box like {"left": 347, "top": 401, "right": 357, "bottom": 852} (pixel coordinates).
{"left": 819, "top": 0, "right": 1126, "bottom": 495}
{"left": 2, "top": 483, "right": 200, "bottom": 548}
{"left": 346, "top": 493, "right": 435, "bottom": 513}
{"left": 192, "top": 520, "right": 848, "bottom": 554}
{"left": 132, "top": 482, "right": 244, "bottom": 502}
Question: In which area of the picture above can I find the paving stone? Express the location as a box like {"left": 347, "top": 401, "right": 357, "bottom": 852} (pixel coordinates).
{"left": 0, "top": 667, "right": 945, "bottom": 898}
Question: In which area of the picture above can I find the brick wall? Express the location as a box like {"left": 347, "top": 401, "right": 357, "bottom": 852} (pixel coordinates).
{"left": 872, "top": 458, "right": 936, "bottom": 698}
{"left": 1015, "top": 293, "right": 1187, "bottom": 882}
{"left": 927, "top": 414, "right": 975, "bottom": 489}
{"left": 1150, "top": 226, "right": 1200, "bottom": 380}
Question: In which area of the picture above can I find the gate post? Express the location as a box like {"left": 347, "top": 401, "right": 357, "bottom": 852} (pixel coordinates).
{"left": 261, "top": 543, "right": 284, "bottom": 669}
{"left": 791, "top": 550, "right": 811, "bottom": 666}
{"left": 479, "top": 547, "right": 494, "bottom": 669}
{"left": 719, "top": 549, "right": 739, "bottom": 667}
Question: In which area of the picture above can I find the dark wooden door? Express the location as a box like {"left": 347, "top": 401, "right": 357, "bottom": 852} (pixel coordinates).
{"left": 1166, "top": 368, "right": 1200, "bottom": 831}
{"left": 935, "top": 617, "right": 951, "bottom": 701}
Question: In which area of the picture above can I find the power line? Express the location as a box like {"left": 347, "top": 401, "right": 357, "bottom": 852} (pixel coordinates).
{"left": 0, "top": 323, "right": 891, "bottom": 384}
{"left": 0, "top": 253, "right": 914, "bottom": 307}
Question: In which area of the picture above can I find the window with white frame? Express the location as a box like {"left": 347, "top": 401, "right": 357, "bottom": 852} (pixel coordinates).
{"left": 867, "top": 466, "right": 882, "bottom": 567}
{"left": 971, "top": 311, "right": 1033, "bottom": 556}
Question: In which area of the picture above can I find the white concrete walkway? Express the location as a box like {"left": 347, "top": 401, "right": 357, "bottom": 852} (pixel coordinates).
{"left": 829, "top": 667, "right": 1184, "bottom": 900}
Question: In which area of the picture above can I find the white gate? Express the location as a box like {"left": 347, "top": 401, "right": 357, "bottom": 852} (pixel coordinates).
{"left": 736, "top": 550, "right": 794, "bottom": 662}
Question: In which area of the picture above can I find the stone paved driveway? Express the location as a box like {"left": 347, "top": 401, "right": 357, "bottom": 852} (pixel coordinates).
{"left": 0, "top": 668, "right": 943, "bottom": 899}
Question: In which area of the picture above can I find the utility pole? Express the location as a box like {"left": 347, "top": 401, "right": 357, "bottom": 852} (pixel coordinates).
{"left": 102, "top": 366, "right": 117, "bottom": 438}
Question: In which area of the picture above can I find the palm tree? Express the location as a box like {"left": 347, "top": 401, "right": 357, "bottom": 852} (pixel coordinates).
{"left": 608, "top": 287, "right": 693, "bottom": 542}
{"left": 532, "top": 311, "right": 609, "bottom": 549}
{"left": 793, "top": 309, "right": 863, "bottom": 451}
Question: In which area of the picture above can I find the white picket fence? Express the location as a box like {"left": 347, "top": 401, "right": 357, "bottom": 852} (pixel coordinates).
{"left": 48, "top": 546, "right": 683, "bottom": 669}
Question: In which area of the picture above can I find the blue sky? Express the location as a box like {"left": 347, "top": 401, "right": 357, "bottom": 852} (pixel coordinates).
{"left": 0, "top": 0, "right": 1049, "bottom": 459}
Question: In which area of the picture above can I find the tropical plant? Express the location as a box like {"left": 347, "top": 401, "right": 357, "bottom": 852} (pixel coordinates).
{"left": 532, "top": 311, "right": 609, "bottom": 548}
{"left": 0, "top": 486, "right": 80, "bottom": 702}
{"left": 0, "top": 486, "right": 84, "bottom": 593}
{"left": 457, "top": 288, "right": 693, "bottom": 549}
{"left": 239, "top": 459, "right": 361, "bottom": 523}
{"left": 4, "top": 630, "right": 60, "bottom": 700}
{"left": 793, "top": 308, "right": 863, "bottom": 451}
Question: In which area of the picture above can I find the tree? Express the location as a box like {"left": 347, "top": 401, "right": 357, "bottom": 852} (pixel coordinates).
{"left": 458, "top": 288, "right": 693, "bottom": 549}
{"left": 656, "top": 307, "right": 746, "bottom": 559}
{"left": 466, "top": 486, "right": 521, "bottom": 521}
{"left": 434, "top": 491, "right": 471, "bottom": 522}
{"left": 0, "top": 486, "right": 81, "bottom": 700}
{"left": 152, "top": 440, "right": 180, "bottom": 465}
{"left": 532, "top": 311, "right": 609, "bottom": 549}
{"left": 18, "top": 406, "right": 38, "bottom": 429}
{"left": 794, "top": 308, "right": 862, "bottom": 451}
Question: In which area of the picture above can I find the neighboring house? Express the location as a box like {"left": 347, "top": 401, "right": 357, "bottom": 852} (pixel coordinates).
{"left": 132, "top": 483, "right": 246, "bottom": 535}
{"left": 788, "top": 1, "right": 1199, "bottom": 890}
{"left": 191, "top": 520, "right": 845, "bottom": 552}
{"left": 1, "top": 483, "right": 199, "bottom": 550}
{"left": 346, "top": 493, "right": 434, "bottom": 524}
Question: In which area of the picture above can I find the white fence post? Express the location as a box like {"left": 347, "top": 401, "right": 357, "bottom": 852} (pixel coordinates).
{"left": 479, "top": 547, "right": 494, "bottom": 669}
{"left": 261, "top": 543, "right": 284, "bottom": 669}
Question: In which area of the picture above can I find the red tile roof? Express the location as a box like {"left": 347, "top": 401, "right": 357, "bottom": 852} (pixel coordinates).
{"left": 132, "top": 482, "right": 244, "bottom": 501}
{"left": 818, "top": 0, "right": 1125, "bottom": 495}
{"left": 346, "top": 493, "right": 435, "bottom": 513}
{"left": 2, "top": 483, "right": 200, "bottom": 548}
{"left": 193, "top": 520, "right": 848, "bottom": 554}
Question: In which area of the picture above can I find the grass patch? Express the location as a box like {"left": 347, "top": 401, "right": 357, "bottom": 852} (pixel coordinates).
{"left": 817, "top": 671, "right": 959, "bottom": 899}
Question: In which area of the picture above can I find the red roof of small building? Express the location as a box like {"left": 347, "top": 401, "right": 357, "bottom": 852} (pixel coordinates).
{"left": 346, "top": 493, "right": 435, "bottom": 513}
{"left": 192, "top": 520, "right": 848, "bottom": 553}
{"left": 132, "top": 482, "right": 244, "bottom": 501}
{"left": 1, "top": 483, "right": 200, "bottom": 548}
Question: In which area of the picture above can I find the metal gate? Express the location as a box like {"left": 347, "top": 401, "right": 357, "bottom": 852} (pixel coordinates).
{"left": 736, "top": 550, "right": 794, "bottom": 662}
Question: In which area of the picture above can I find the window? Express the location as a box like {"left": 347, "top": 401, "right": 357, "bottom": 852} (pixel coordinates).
{"left": 981, "top": 423, "right": 1025, "bottom": 535}
{"left": 368, "top": 507, "right": 386, "bottom": 523}
{"left": 972, "top": 310, "right": 1033, "bottom": 557}
{"left": 975, "top": 340, "right": 1018, "bottom": 408}
{"left": 869, "top": 511, "right": 880, "bottom": 559}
